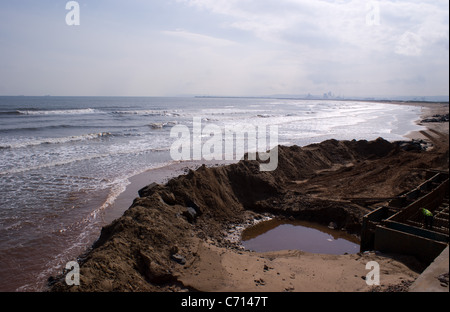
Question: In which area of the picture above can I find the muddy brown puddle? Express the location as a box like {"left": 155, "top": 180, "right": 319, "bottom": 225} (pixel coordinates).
{"left": 241, "top": 219, "right": 360, "bottom": 255}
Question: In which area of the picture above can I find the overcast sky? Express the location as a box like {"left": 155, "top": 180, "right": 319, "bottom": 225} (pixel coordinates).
{"left": 0, "top": 0, "right": 448, "bottom": 97}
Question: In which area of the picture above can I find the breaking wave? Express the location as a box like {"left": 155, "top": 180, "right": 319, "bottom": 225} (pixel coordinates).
{"left": 0, "top": 132, "right": 112, "bottom": 150}
{"left": 16, "top": 108, "right": 98, "bottom": 115}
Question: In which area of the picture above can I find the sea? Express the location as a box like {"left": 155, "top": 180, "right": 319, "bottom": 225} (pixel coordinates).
{"left": 0, "top": 96, "right": 425, "bottom": 291}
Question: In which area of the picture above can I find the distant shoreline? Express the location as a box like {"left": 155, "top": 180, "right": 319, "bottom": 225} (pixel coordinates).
{"left": 1, "top": 95, "right": 448, "bottom": 104}
{"left": 195, "top": 95, "right": 450, "bottom": 103}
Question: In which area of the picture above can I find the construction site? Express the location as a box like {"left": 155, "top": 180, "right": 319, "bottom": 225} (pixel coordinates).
{"left": 361, "top": 170, "right": 449, "bottom": 291}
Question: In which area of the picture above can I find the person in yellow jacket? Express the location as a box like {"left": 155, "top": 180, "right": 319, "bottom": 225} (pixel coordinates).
{"left": 421, "top": 208, "right": 433, "bottom": 229}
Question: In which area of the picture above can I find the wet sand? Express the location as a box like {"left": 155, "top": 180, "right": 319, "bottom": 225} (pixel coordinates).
{"left": 400, "top": 101, "right": 449, "bottom": 139}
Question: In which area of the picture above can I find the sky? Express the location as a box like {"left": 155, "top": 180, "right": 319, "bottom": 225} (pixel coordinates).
{"left": 0, "top": 0, "right": 448, "bottom": 97}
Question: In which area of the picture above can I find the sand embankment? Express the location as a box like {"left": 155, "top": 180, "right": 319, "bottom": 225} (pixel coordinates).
{"left": 49, "top": 103, "right": 449, "bottom": 292}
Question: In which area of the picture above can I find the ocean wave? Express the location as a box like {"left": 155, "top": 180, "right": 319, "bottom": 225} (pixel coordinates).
{"left": 0, "top": 144, "right": 171, "bottom": 176}
{"left": 0, "top": 110, "right": 22, "bottom": 116}
{"left": 0, "top": 152, "right": 113, "bottom": 175}
{"left": 201, "top": 108, "right": 257, "bottom": 116}
{"left": 16, "top": 108, "right": 98, "bottom": 115}
{"left": 111, "top": 110, "right": 182, "bottom": 117}
{"left": 0, "top": 124, "right": 83, "bottom": 134}
{"left": 149, "top": 121, "right": 178, "bottom": 129}
{"left": 0, "top": 132, "right": 112, "bottom": 150}
{"left": 256, "top": 114, "right": 275, "bottom": 118}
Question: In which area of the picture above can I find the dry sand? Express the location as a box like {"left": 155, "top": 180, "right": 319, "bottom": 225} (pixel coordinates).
{"left": 175, "top": 238, "right": 422, "bottom": 292}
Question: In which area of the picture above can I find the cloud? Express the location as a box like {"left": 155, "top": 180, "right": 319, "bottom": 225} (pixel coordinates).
{"left": 162, "top": 29, "right": 236, "bottom": 47}
{"left": 173, "top": 0, "right": 448, "bottom": 96}
{"left": 395, "top": 31, "right": 423, "bottom": 56}
{"left": 178, "top": 0, "right": 448, "bottom": 54}
{"left": 380, "top": 1, "right": 449, "bottom": 57}
{"left": 0, "top": 0, "right": 448, "bottom": 96}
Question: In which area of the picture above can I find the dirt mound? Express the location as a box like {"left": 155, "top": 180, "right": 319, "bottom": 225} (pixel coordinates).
{"left": 48, "top": 135, "right": 448, "bottom": 292}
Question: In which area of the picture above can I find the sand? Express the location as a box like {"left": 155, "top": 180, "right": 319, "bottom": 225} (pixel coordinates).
{"left": 102, "top": 160, "right": 238, "bottom": 225}
{"left": 403, "top": 101, "right": 449, "bottom": 141}
{"left": 49, "top": 101, "right": 448, "bottom": 293}
{"left": 175, "top": 239, "right": 422, "bottom": 292}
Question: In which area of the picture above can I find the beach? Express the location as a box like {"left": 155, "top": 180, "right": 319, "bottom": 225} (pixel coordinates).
{"left": 2, "top": 0, "right": 449, "bottom": 297}
{"left": 2, "top": 96, "right": 434, "bottom": 292}
{"left": 47, "top": 101, "right": 448, "bottom": 292}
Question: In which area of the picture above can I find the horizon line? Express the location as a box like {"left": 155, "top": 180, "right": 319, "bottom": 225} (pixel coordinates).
{"left": 0, "top": 94, "right": 449, "bottom": 102}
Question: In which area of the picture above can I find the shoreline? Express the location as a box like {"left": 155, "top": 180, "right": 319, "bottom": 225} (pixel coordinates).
{"left": 47, "top": 102, "right": 448, "bottom": 292}
{"left": 402, "top": 101, "right": 449, "bottom": 141}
